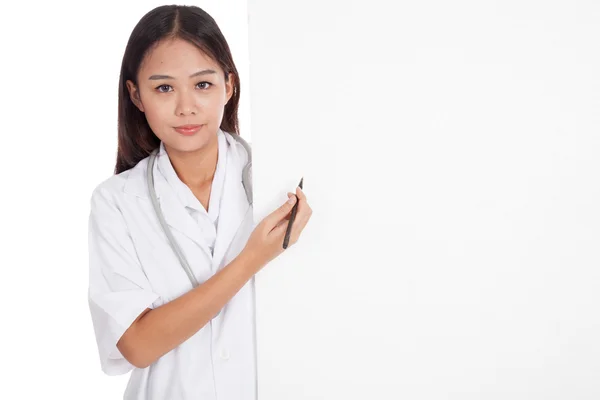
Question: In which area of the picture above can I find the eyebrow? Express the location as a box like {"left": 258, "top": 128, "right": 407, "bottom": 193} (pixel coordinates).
{"left": 148, "top": 69, "right": 217, "bottom": 80}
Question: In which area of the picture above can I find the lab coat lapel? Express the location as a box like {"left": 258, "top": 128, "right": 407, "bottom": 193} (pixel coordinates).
{"left": 154, "top": 177, "right": 213, "bottom": 263}
{"left": 212, "top": 149, "right": 251, "bottom": 271}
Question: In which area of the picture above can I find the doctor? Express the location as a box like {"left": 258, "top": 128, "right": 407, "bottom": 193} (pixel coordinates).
{"left": 87, "top": 5, "right": 312, "bottom": 400}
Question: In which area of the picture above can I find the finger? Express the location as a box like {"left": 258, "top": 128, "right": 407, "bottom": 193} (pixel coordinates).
{"left": 273, "top": 196, "right": 303, "bottom": 244}
{"left": 273, "top": 219, "right": 287, "bottom": 231}
{"left": 289, "top": 202, "right": 312, "bottom": 243}
{"left": 274, "top": 218, "right": 290, "bottom": 235}
{"left": 270, "top": 194, "right": 296, "bottom": 228}
{"left": 292, "top": 192, "right": 310, "bottom": 222}
{"left": 264, "top": 195, "right": 297, "bottom": 228}
{"left": 284, "top": 193, "right": 295, "bottom": 220}
{"left": 271, "top": 218, "right": 292, "bottom": 246}
{"left": 296, "top": 186, "right": 307, "bottom": 202}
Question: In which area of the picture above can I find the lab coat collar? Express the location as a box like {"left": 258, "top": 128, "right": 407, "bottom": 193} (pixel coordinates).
{"left": 122, "top": 130, "right": 251, "bottom": 272}
{"left": 212, "top": 131, "right": 252, "bottom": 270}
{"left": 156, "top": 130, "right": 228, "bottom": 223}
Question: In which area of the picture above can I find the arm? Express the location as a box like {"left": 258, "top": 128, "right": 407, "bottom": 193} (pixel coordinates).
{"left": 117, "top": 250, "right": 264, "bottom": 369}
{"left": 115, "top": 187, "right": 310, "bottom": 370}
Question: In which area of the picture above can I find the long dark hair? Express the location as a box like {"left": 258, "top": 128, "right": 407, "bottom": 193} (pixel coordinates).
{"left": 115, "top": 5, "right": 241, "bottom": 174}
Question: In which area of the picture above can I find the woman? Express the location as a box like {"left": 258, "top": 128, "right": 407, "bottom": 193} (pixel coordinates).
{"left": 87, "top": 5, "right": 312, "bottom": 399}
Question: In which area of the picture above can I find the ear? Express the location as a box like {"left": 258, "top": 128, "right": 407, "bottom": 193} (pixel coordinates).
{"left": 126, "top": 80, "right": 145, "bottom": 112}
{"left": 225, "top": 72, "right": 235, "bottom": 104}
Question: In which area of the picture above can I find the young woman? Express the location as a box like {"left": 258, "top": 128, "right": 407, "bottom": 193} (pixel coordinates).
{"left": 87, "top": 5, "right": 312, "bottom": 399}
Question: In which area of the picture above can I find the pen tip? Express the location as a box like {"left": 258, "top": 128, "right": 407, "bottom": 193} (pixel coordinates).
{"left": 299, "top": 177, "right": 304, "bottom": 188}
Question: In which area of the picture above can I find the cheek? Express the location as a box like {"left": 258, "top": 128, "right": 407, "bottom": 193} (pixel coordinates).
{"left": 142, "top": 104, "right": 171, "bottom": 137}
{"left": 205, "top": 100, "right": 225, "bottom": 117}
{"left": 190, "top": 95, "right": 227, "bottom": 128}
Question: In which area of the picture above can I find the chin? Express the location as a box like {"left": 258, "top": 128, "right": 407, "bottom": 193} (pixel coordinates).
{"left": 164, "top": 131, "right": 217, "bottom": 154}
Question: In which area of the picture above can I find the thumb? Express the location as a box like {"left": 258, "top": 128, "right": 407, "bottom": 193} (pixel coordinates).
{"left": 265, "top": 195, "right": 296, "bottom": 228}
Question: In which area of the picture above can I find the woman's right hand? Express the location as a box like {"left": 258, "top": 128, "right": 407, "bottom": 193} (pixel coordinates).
{"left": 242, "top": 186, "right": 312, "bottom": 269}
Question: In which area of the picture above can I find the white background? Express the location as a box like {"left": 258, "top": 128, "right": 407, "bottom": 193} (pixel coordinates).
{"left": 2, "top": 0, "right": 600, "bottom": 399}
{"left": 0, "top": 1, "right": 251, "bottom": 398}
{"left": 248, "top": 0, "right": 600, "bottom": 399}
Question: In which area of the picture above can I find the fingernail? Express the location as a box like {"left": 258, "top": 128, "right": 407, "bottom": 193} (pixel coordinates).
{"left": 288, "top": 196, "right": 296, "bottom": 204}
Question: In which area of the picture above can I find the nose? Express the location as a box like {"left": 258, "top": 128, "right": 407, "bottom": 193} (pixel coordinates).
{"left": 175, "top": 89, "right": 199, "bottom": 116}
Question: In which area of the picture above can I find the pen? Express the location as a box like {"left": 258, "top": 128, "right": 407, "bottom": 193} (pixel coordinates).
{"left": 283, "top": 177, "right": 303, "bottom": 249}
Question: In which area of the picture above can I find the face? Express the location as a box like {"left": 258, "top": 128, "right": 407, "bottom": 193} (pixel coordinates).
{"left": 126, "top": 37, "right": 234, "bottom": 154}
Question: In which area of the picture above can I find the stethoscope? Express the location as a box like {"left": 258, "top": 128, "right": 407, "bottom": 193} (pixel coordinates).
{"left": 146, "top": 133, "right": 253, "bottom": 287}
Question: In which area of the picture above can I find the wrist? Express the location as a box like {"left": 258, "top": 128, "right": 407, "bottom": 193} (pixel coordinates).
{"left": 239, "top": 248, "right": 265, "bottom": 273}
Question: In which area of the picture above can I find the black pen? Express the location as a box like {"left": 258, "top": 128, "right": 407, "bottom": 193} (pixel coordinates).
{"left": 283, "top": 177, "right": 303, "bottom": 249}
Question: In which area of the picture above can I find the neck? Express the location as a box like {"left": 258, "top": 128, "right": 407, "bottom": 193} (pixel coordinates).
{"left": 165, "top": 136, "right": 219, "bottom": 189}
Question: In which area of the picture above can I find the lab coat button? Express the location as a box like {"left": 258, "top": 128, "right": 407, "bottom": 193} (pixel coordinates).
{"left": 220, "top": 348, "right": 230, "bottom": 360}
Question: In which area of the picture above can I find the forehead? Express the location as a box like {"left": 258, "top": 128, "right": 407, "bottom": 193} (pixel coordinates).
{"left": 139, "top": 38, "right": 221, "bottom": 78}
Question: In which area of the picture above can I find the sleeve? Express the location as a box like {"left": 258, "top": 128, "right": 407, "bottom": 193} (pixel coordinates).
{"left": 87, "top": 186, "right": 162, "bottom": 376}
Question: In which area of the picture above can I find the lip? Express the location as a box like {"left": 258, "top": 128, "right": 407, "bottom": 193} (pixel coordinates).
{"left": 174, "top": 124, "right": 203, "bottom": 135}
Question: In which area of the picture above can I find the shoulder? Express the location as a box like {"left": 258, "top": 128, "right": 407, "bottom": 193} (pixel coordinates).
{"left": 222, "top": 130, "right": 251, "bottom": 166}
{"left": 89, "top": 156, "right": 151, "bottom": 208}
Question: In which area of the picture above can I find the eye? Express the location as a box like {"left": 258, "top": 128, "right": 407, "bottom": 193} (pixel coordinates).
{"left": 197, "top": 81, "right": 212, "bottom": 90}
{"left": 154, "top": 82, "right": 213, "bottom": 93}
{"left": 155, "top": 84, "right": 172, "bottom": 93}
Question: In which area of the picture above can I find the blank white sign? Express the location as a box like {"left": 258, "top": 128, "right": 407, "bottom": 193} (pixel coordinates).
{"left": 247, "top": 1, "right": 600, "bottom": 398}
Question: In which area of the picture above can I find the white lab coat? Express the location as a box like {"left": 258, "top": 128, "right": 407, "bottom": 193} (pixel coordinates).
{"left": 88, "top": 129, "right": 258, "bottom": 400}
